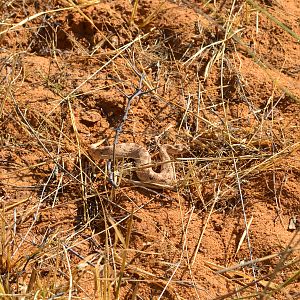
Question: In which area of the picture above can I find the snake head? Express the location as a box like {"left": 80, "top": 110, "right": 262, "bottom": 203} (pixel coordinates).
{"left": 174, "top": 144, "right": 184, "bottom": 152}
{"left": 165, "top": 144, "right": 185, "bottom": 154}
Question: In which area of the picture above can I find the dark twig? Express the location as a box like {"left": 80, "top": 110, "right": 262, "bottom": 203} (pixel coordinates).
{"left": 108, "top": 74, "right": 155, "bottom": 188}
{"left": 113, "top": 74, "right": 146, "bottom": 146}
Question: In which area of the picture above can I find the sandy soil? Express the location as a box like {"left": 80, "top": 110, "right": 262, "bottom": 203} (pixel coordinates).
{"left": 0, "top": 0, "right": 299, "bottom": 299}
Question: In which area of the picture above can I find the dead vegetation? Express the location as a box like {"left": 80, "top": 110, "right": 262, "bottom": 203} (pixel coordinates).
{"left": 0, "top": 0, "right": 299, "bottom": 299}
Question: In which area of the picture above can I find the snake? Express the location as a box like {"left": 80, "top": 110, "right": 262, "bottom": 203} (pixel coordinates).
{"left": 89, "top": 142, "right": 183, "bottom": 188}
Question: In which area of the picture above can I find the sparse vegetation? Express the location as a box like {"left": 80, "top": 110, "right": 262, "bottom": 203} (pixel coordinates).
{"left": 0, "top": 0, "right": 299, "bottom": 299}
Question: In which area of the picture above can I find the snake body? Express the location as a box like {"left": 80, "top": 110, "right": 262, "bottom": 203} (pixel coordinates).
{"left": 89, "top": 143, "right": 183, "bottom": 187}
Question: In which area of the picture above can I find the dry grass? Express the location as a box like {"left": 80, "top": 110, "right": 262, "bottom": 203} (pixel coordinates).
{"left": 0, "top": 0, "right": 299, "bottom": 299}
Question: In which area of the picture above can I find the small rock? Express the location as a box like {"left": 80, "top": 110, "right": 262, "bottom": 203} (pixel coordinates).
{"left": 80, "top": 110, "right": 102, "bottom": 124}
{"left": 288, "top": 216, "right": 299, "bottom": 231}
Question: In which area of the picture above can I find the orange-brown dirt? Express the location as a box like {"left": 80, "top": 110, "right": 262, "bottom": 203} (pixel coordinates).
{"left": 0, "top": 0, "right": 299, "bottom": 299}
